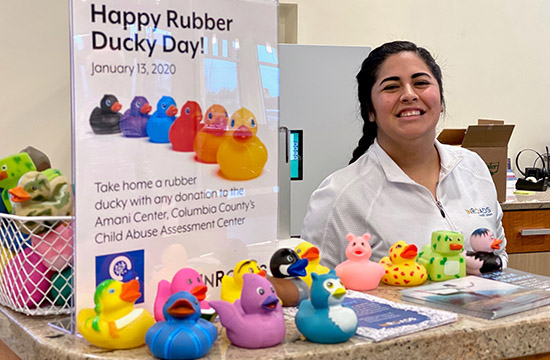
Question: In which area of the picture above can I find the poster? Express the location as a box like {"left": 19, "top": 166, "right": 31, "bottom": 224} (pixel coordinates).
{"left": 70, "top": 0, "right": 279, "bottom": 315}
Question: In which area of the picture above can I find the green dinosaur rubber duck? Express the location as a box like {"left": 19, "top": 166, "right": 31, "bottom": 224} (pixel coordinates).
{"left": 0, "top": 153, "right": 36, "bottom": 213}
{"left": 417, "top": 230, "right": 466, "bottom": 282}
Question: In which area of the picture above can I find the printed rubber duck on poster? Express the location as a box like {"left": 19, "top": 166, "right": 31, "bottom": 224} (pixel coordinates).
{"left": 193, "top": 104, "right": 228, "bottom": 163}
{"left": 146, "top": 291, "right": 218, "bottom": 359}
{"left": 209, "top": 273, "right": 285, "bottom": 349}
{"left": 379, "top": 240, "right": 427, "bottom": 286}
{"left": 0, "top": 152, "right": 36, "bottom": 213}
{"left": 146, "top": 96, "right": 178, "bottom": 143}
{"left": 267, "top": 248, "right": 309, "bottom": 306}
{"left": 217, "top": 107, "right": 268, "bottom": 180}
{"left": 119, "top": 96, "right": 152, "bottom": 137}
{"left": 89, "top": 94, "right": 123, "bottom": 134}
{"left": 169, "top": 100, "right": 203, "bottom": 152}
{"left": 294, "top": 241, "right": 330, "bottom": 287}
{"left": 418, "top": 230, "right": 466, "bottom": 281}
{"left": 295, "top": 270, "right": 358, "bottom": 344}
{"left": 77, "top": 279, "right": 155, "bottom": 349}
{"left": 153, "top": 267, "right": 214, "bottom": 322}
{"left": 465, "top": 228, "right": 503, "bottom": 275}
{"left": 220, "top": 259, "right": 266, "bottom": 303}
{"left": 335, "top": 233, "right": 385, "bottom": 291}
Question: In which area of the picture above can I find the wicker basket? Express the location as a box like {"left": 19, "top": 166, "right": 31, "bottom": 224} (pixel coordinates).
{"left": 0, "top": 213, "right": 74, "bottom": 315}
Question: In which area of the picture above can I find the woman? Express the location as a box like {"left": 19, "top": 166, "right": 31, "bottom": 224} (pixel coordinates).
{"left": 301, "top": 41, "right": 508, "bottom": 270}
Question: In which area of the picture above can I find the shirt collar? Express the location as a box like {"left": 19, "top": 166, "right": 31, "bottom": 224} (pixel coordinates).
{"left": 371, "top": 138, "right": 463, "bottom": 183}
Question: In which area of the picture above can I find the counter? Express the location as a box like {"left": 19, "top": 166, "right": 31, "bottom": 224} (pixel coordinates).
{"left": 1, "top": 284, "right": 549, "bottom": 360}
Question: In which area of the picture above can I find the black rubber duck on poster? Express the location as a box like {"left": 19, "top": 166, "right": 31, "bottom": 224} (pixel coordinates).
{"left": 90, "top": 94, "right": 123, "bottom": 134}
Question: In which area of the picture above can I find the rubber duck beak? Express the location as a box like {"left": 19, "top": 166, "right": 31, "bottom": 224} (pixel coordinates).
{"left": 166, "top": 105, "right": 178, "bottom": 117}
{"left": 261, "top": 295, "right": 279, "bottom": 311}
{"left": 8, "top": 186, "right": 31, "bottom": 203}
{"left": 491, "top": 238, "right": 503, "bottom": 250}
{"left": 0, "top": 171, "right": 7, "bottom": 181}
{"left": 333, "top": 287, "right": 346, "bottom": 299}
{"left": 400, "top": 244, "right": 418, "bottom": 259}
{"left": 120, "top": 279, "right": 141, "bottom": 303}
{"left": 233, "top": 125, "right": 252, "bottom": 142}
{"left": 111, "top": 102, "right": 122, "bottom": 112}
{"left": 141, "top": 103, "right": 152, "bottom": 114}
{"left": 301, "top": 246, "right": 320, "bottom": 261}
{"left": 167, "top": 298, "right": 195, "bottom": 318}
{"left": 288, "top": 258, "right": 308, "bottom": 277}
{"left": 191, "top": 284, "right": 207, "bottom": 301}
{"left": 257, "top": 269, "right": 266, "bottom": 277}
{"left": 449, "top": 243, "right": 463, "bottom": 251}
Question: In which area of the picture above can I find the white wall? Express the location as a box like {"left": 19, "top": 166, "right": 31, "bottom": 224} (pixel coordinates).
{"left": 2, "top": 0, "right": 550, "bottom": 179}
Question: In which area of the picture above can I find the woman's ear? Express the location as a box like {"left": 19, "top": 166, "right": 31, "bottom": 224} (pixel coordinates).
{"left": 368, "top": 113, "right": 376, "bottom": 123}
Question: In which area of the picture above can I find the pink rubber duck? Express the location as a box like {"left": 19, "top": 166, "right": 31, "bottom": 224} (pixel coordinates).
{"left": 154, "top": 268, "right": 213, "bottom": 321}
{"left": 335, "top": 233, "right": 384, "bottom": 291}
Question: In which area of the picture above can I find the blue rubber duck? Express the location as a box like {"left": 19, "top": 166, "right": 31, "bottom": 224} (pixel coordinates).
{"left": 145, "top": 291, "right": 217, "bottom": 359}
{"left": 295, "top": 270, "right": 358, "bottom": 344}
{"left": 120, "top": 96, "right": 152, "bottom": 138}
{"left": 146, "top": 96, "right": 178, "bottom": 143}
{"left": 89, "top": 94, "right": 122, "bottom": 134}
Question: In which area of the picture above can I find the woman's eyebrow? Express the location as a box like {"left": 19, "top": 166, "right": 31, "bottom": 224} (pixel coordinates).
{"left": 412, "top": 72, "right": 432, "bottom": 79}
{"left": 379, "top": 76, "right": 400, "bottom": 85}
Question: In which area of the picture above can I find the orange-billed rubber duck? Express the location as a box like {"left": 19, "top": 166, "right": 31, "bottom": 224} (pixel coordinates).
{"left": 295, "top": 270, "right": 358, "bottom": 344}
{"left": 0, "top": 152, "right": 36, "bottom": 213}
{"left": 146, "top": 291, "right": 218, "bottom": 359}
{"left": 220, "top": 259, "right": 266, "bottom": 303}
{"left": 153, "top": 267, "right": 213, "bottom": 322}
{"left": 418, "top": 230, "right": 466, "bottom": 281}
{"left": 209, "top": 273, "right": 285, "bottom": 349}
{"left": 193, "top": 104, "right": 228, "bottom": 163}
{"left": 217, "top": 108, "right": 268, "bottom": 180}
{"left": 77, "top": 279, "right": 155, "bottom": 349}
{"left": 120, "top": 96, "right": 152, "bottom": 137}
{"left": 90, "top": 94, "right": 122, "bottom": 134}
{"left": 294, "top": 241, "right": 330, "bottom": 287}
{"left": 379, "top": 241, "right": 427, "bottom": 286}
{"left": 465, "top": 228, "right": 503, "bottom": 275}
{"left": 146, "top": 96, "right": 178, "bottom": 143}
{"left": 169, "top": 101, "right": 203, "bottom": 152}
{"left": 335, "top": 233, "right": 384, "bottom": 291}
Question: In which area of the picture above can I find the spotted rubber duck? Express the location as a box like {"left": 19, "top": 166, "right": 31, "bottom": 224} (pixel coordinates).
{"left": 380, "top": 241, "right": 427, "bottom": 286}
{"left": 418, "top": 230, "right": 466, "bottom": 281}
{"left": 0, "top": 152, "right": 36, "bottom": 213}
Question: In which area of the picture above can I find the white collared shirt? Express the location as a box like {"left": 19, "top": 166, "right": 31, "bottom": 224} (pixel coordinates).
{"left": 301, "top": 139, "right": 508, "bottom": 269}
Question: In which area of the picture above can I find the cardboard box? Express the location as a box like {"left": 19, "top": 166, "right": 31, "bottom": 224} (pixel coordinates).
{"left": 437, "top": 120, "right": 514, "bottom": 203}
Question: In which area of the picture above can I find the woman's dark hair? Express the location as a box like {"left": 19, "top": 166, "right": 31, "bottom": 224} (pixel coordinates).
{"left": 349, "top": 41, "right": 445, "bottom": 164}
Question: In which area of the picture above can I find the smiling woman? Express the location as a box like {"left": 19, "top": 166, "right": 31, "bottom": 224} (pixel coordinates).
{"left": 301, "top": 41, "right": 509, "bottom": 273}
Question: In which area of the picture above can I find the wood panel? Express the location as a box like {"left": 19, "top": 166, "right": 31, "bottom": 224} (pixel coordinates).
{"left": 0, "top": 340, "right": 20, "bottom": 360}
{"left": 502, "top": 209, "right": 550, "bottom": 253}
{"left": 508, "top": 252, "right": 550, "bottom": 276}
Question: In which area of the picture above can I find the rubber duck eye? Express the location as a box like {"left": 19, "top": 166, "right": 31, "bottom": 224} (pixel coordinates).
{"left": 135, "top": 102, "right": 141, "bottom": 108}
{"left": 1, "top": 165, "right": 6, "bottom": 170}
{"left": 31, "top": 186, "right": 37, "bottom": 191}
{"left": 352, "top": 242, "right": 356, "bottom": 246}
{"left": 248, "top": 268, "right": 254, "bottom": 273}
{"left": 250, "top": 118, "right": 256, "bottom": 127}
{"left": 257, "top": 287, "right": 265, "bottom": 295}
{"left": 287, "top": 255, "right": 293, "bottom": 262}
{"left": 162, "top": 103, "right": 167, "bottom": 109}
{"left": 296, "top": 249, "right": 301, "bottom": 254}
{"left": 271, "top": 286, "right": 275, "bottom": 293}
{"left": 230, "top": 119, "right": 235, "bottom": 127}
{"left": 108, "top": 288, "right": 115, "bottom": 294}
{"left": 106, "top": 99, "right": 112, "bottom": 106}
{"left": 185, "top": 107, "right": 191, "bottom": 114}
{"left": 187, "top": 279, "right": 192, "bottom": 284}
{"left": 225, "top": 112, "right": 228, "bottom": 117}
{"left": 208, "top": 112, "right": 213, "bottom": 120}
{"left": 396, "top": 244, "right": 402, "bottom": 248}
{"left": 326, "top": 281, "right": 334, "bottom": 288}
{"left": 197, "top": 277, "right": 201, "bottom": 283}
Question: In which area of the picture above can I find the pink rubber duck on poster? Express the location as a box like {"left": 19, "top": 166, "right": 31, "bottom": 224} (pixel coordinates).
{"left": 335, "top": 233, "right": 385, "bottom": 291}
{"left": 154, "top": 268, "right": 213, "bottom": 322}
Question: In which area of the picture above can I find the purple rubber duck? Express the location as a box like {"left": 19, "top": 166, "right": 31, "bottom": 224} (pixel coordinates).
{"left": 120, "top": 96, "right": 152, "bottom": 137}
{"left": 209, "top": 273, "right": 285, "bottom": 349}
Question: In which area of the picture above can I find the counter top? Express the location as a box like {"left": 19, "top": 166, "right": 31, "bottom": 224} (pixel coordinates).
{"left": 1, "top": 284, "right": 550, "bottom": 360}
{"left": 501, "top": 187, "right": 550, "bottom": 211}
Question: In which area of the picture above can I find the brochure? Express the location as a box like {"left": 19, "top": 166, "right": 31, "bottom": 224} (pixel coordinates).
{"left": 284, "top": 290, "right": 457, "bottom": 342}
{"left": 481, "top": 268, "right": 550, "bottom": 291}
{"left": 400, "top": 275, "right": 550, "bottom": 320}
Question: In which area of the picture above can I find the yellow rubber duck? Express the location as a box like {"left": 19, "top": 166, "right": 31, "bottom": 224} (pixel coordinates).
{"left": 220, "top": 259, "right": 267, "bottom": 303}
{"left": 193, "top": 104, "right": 228, "bottom": 163}
{"left": 379, "top": 241, "right": 427, "bottom": 286}
{"left": 77, "top": 279, "right": 155, "bottom": 349}
{"left": 217, "top": 108, "right": 268, "bottom": 180}
{"left": 294, "top": 241, "right": 329, "bottom": 287}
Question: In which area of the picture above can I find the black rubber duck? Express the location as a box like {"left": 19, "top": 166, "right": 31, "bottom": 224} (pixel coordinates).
{"left": 267, "top": 248, "right": 309, "bottom": 306}
{"left": 90, "top": 94, "right": 122, "bottom": 134}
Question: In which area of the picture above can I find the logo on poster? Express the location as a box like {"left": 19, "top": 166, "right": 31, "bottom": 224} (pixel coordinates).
{"left": 96, "top": 250, "right": 145, "bottom": 303}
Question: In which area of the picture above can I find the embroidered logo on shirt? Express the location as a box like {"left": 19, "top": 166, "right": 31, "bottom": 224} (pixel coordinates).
{"left": 464, "top": 206, "right": 493, "bottom": 217}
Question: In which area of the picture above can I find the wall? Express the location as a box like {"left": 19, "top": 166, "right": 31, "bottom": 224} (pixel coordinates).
{"left": 3, "top": 0, "right": 550, "bottom": 180}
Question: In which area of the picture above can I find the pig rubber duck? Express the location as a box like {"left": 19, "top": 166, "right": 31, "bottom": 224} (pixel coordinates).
{"left": 119, "top": 96, "right": 152, "bottom": 137}
{"left": 294, "top": 241, "right": 330, "bottom": 287}
{"left": 89, "top": 94, "right": 122, "bottom": 134}
{"left": 335, "top": 233, "right": 384, "bottom": 291}
{"left": 220, "top": 259, "right": 266, "bottom": 303}
{"left": 217, "top": 108, "right": 268, "bottom": 180}
{"left": 209, "top": 273, "right": 285, "bottom": 349}
{"left": 465, "top": 228, "right": 503, "bottom": 275}
{"left": 267, "top": 248, "right": 309, "bottom": 307}
{"left": 380, "top": 241, "right": 427, "bottom": 286}
{"left": 295, "top": 270, "right": 357, "bottom": 344}
{"left": 146, "top": 96, "right": 178, "bottom": 143}
{"left": 0, "top": 152, "right": 36, "bottom": 213}
{"left": 77, "top": 279, "right": 155, "bottom": 349}
{"left": 193, "top": 104, "right": 228, "bottom": 163}
{"left": 169, "top": 101, "right": 203, "bottom": 152}
{"left": 153, "top": 267, "right": 214, "bottom": 322}
{"left": 418, "top": 230, "right": 466, "bottom": 281}
{"left": 146, "top": 291, "right": 217, "bottom": 359}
